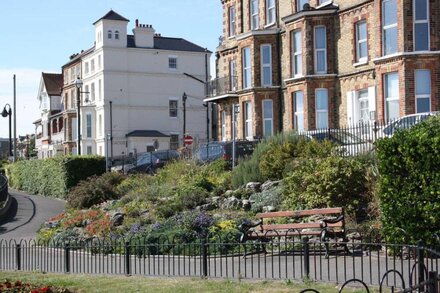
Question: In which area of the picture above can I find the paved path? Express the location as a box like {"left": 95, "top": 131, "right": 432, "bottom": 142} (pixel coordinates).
{"left": 0, "top": 189, "right": 66, "bottom": 240}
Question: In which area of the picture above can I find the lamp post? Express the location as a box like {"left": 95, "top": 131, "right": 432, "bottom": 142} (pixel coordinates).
{"left": 182, "top": 92, "right": 187, "bottom": 146}
{"left": 232, "top": 103, "right": 240, "bottom": 168}
{"left": 1, "top": 104, "right": 12, "bottom": 158}
{"left": 74, "top": 77, "right": 83, "bottom": 155}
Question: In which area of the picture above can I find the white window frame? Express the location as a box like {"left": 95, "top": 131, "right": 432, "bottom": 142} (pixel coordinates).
{"left": 261, "top": 44, "right": 272, "bottom": 86}
{"left": 86, "top": 113, "right": 92, "bottom": 138}
{"left": 244, "top": 101, "right": 253, "bottom": 140}
{"left": 98, "top": 114, "right": 103, "bottom": 137}
{"left": 415, "top": 69, "right": 431, "bottom": 113}
{"left": 251, "top": 0, "right": 259, "bottom": 30}
{"left": 262, "top": 99, "right": 273, "bottom": 137}
{"left": 242, "top": 47, "right": 252, "bottom": 89}
{"left": 221, "top": 110, "right": 227, "bottom": 141}
{"left": 107, "top": 30, "right": 112, "bottom": 39}
{"left": 265, "top": 0, "right": 276, "bottom": 25}
{"left": 169, "top": 99, "right": 178, "bottom": 118}
{"left": 356, "top": 20, "right": 368, "bottom": 63}
{"left": 86, "top": 145, "right": 93, "bottom": 155}
{"left": 314, "top": 26, "right": 327, "bottom": 74}
{"left": 384, "top": 72, "right": 400, "bottom": 121}
{"left": 85, "top": 62, "right": 89, "bottom": 75}
{"left": 229, "top": 59, "right": 237, "bottom": 90}
{"left": 170, "top": 134, "right": 179, "bottom": 150}
{"left": 115, "top": 30, "right": 120, "bottom": 40}
{"left": 168, "top": 56, "right": 178, "bottom": 70}
{"left": 315, "top": 88, "right": 329, "bottom": 129}
{"left": 413, "top": 0, "right": 430, "bottom": 51}
{"left": 91, "top": 59, "right": 95, "bottom": 73}
{"left": 229, "top": 6, "right": 236, "bottom": 36}
{"left": 291, "top": 30, "right": 302, "bottom": 77}
{"left": 293, "top": 91, "right": 304, "bottom": 132}
{"left": 98, "top": 79, "right": 102, "bottom": 101}
{"left": 357, "top": 89, "right": 369, "bottom": 123}
{"left": 90, "top": 83, "right": 95, "bottom": 101}
{"left": 382, "top": 0, "right": 398, "bottom": 56}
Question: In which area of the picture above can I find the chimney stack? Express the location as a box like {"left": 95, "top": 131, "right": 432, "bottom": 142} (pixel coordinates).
{"left": 132, "top": 21, "right": 155, "bottom": 48}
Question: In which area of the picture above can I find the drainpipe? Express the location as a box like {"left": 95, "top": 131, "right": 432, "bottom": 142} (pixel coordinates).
{"left": 276, "top": 30, "right": 283, "bottom": 133}
{"left": 240, "top": 0, "right": 244, "bottom": 34}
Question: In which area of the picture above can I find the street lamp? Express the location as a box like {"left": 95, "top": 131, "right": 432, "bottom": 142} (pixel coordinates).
{"left": 1, "top": 104, "right": 12, "bottom": 158}
{"left": 182, "top": 92, "right": 187, "bottom": 146}
{"left": 74, "top": 76, "right": 84, "bottom": 155}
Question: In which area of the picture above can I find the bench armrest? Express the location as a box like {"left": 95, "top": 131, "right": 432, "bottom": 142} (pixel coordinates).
{"left": 238, "top": 219, "right": 263, "bottom": 233}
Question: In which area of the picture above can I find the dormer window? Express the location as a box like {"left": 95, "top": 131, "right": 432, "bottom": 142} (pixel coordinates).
{"left": 115, "top": 30, "right": 120, "bottom": 40}
{"left": 108, "top": 30, "right": 112, "bottom": 39}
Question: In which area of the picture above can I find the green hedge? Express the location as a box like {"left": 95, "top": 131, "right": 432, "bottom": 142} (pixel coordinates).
{"left": 376, "top": 116, "right": 440, "bottom": 245}
{"left": 6, "top": 156, "right": 105, "bottom": 198}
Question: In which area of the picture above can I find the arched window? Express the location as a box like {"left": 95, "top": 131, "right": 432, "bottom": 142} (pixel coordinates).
{"left": 108, "top": 30, "right": 112, "bottom": 39}
{"left": 115, "top": 30, "right": 119, "bottom": 40}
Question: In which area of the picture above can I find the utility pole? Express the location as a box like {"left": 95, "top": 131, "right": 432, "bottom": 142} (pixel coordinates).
{"left": 182, "top": 92, "right": 187, "bottom": 147}
{"left": 13, "top": 75, "right": 17, "bottom": 162}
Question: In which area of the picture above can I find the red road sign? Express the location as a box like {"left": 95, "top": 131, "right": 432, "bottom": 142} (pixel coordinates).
{"left": 184, "top": 135, "right": 193, "bottom": 145}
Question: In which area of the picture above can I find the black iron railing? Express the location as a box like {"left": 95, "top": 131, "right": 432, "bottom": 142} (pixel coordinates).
{"left": 206, "top": 76, "right": 238, "bottom": 97}
{"left": 0, "top": 235, "right": 439, "bottom": 292}
{"left": 0, "top": 173, "right": 7, "bottom": 203}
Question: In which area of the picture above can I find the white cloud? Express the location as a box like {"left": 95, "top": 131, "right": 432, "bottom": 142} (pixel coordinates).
{"left": 0, "top": 68, "right": 54, "bottom": 138}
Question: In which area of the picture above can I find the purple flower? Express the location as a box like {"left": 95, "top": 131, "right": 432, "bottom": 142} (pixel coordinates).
{"left": 193, "top": 211, "right": 214, "bottom": 231}
{"left": 151, "top": 222, "right": 162, "bottom": 231}
{"left": 130, "top": 224, "right": 142, "bottom": 234}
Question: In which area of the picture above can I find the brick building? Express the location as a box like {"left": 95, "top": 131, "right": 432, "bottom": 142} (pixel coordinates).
{"left": 206, "top": 0, "right": 440, "bottom": 141}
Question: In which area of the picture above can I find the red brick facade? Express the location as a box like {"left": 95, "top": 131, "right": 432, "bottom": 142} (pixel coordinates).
{"left": 209, "top": 0, "right": 440, "bottom": 141}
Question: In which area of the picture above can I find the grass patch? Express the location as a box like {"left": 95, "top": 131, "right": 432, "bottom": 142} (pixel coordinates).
{"left": 0, "top": 271, "right": 376, "bottom": 292}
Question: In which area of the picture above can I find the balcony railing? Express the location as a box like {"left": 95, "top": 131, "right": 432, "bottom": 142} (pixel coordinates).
{"left": 206, "top": 76, "right": 238, "bottom": 97}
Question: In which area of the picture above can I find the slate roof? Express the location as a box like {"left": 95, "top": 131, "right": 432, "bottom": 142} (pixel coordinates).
{"left": 42, "top": 73, "right": 63, "bottom": 96}
{"left": 127, "top": 35, "right": 210, "bottom": 53}
{"left": 93, "top": 10, "right": 129, "bottom": 25}
{"left": 126, "top": 130, "right": 170, "bottom": 138}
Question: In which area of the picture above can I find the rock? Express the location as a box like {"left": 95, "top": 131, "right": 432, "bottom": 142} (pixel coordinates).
{"left": 261, "top": 180, "right": 282, "bottom": 191}
{"left": 224, "top": 190, "right": 234, "bottom": 197}
{"left": 263, "top": 205, "right": 276, "bottom": 213}
{"left": 111, "top": 213, "right": 124, "bottom": 227}
{"left": 200, "top": 202, "right": 217, "bottom": 211}
{"left": 44, "top": 220, "right": 59, "bottom": 229}
{"left": 210, "top": 196, "right": 221, "bottom": 203}
{"left": 220, "top": 196, "right": 240, "bottom": 209}
{"left": 241, "top": 199, "right": 251, "bottom": 211}
{"left": 246, "top": 182, "right": 261, "bottom": 192}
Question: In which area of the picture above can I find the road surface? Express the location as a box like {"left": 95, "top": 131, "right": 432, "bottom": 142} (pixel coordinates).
{"left": 0, "top": 189, "right": 65, "bottom": 240}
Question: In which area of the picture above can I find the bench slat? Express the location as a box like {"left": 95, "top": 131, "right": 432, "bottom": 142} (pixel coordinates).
{"left": 258, "top": 222, "right": 343, "bottom": 231}
{"left": 256, "top": 207, "right": 343, "bottom": 219}
{"left": 247, "top": 231, "right": 322, "bottom": 238}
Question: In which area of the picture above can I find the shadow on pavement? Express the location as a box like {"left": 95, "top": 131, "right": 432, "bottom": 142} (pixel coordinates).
{"left": 0, "top": 195, "right": 36, "bottom": 235}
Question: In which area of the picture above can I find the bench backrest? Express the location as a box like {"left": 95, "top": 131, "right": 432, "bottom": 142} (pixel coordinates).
{"left": 254, "top": 208, "right": 345, "bottom": 233}
{"left": 255, "top": 207, "right": 343, "bottom": 219}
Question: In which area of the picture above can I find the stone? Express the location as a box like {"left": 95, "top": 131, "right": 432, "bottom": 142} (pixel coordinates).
{"left": 246, "top": 182, "right": 261, "bottom": 192}
{"left": 261, "top": 180, "right": 282, "bottom": 191}
{"left": 210, "top": 196, "right": 221, "bottom": 203}
{"left": 224, "top": 190, "right": 234, "bottom": 197}
{"left": 221, "top": 196, "right": 240, "bottom": 209}
{"left": 200, "top": 202, "right": 217, "bottom": 211}
{"left": 262, "top": 205, "right": 276, "bottom": 213}
{"left": 241, "top": 199, "right": 251, "bottom": 211}
{"left": 111, "top": 213, "right": 124, "bottom": 227}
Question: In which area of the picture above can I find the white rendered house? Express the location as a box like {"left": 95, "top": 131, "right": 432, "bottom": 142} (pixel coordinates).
{"left": 77, "top": 10, "right": 211, "bottom": 157}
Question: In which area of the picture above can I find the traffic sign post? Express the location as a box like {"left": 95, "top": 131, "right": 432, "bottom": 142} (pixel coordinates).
{"left": 184, "top": 135, "right": 193, "bottom": 146}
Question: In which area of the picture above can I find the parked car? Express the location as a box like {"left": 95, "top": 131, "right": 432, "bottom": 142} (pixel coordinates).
{"left": 194, "top": 141, "right": 257, "bottom": 164}
{"left": 113, "top": 149, "right": 180, "bottom": 174}
{"left": 302, "top": 129, "right": 373, "bottom": 156}
{"left": 382, "top": 112, "right": 439, "bottom": 136}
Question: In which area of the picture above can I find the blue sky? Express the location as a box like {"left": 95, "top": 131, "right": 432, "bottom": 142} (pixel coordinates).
{"left": 0, "top": 0, "right": 222, "bottom": 138}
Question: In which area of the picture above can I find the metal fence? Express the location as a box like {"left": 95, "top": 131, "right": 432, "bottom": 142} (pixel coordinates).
{"left": 0, "top": 173, "right": 7, "bottom": 203}
{"left": 297, "top": 113, "right": 438, "bottom": 157}
{"left": 1, "top": 236, "right": 439, "bottom": 291}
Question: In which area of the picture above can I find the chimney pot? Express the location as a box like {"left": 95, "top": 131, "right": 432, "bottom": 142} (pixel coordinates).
{"left": 135, "top": 19, "right": 139, "bottom": 27}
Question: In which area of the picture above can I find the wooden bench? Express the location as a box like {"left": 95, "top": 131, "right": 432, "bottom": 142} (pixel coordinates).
{"left": 239, "top": 207, "right": 349, "bottom": 257}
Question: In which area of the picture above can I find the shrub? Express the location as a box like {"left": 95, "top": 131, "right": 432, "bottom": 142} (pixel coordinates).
{"left": 231, "top": 132, "right": 335, "bottom": 187}
{"left": 6, "top": 156, "right": 105, "bottom": 198}
{"left": 249, "top": 186, "right": 283, "bottom": 213}
{"left": 376, "top": 116, "right": 440, "bottom": 245}
{"left": 282, "top": 156, "right": 370, "bottom": 219}
{"left": 66, "top": 172, "right": 125, "bottom": 209}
